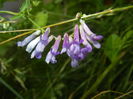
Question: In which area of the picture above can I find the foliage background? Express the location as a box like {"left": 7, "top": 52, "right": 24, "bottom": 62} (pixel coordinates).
{"left": 0, "top": 0, "right": 133, "bottom": 99}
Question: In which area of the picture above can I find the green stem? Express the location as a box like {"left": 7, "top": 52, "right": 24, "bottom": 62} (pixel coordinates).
{"left": 0, "top": 11, "right": 18, "bottom": 15}
{"left": 0, "top": 5, "right": 133, "bottom": 34}
{"left": 40, "top": 5, "right": 133, "bottom": 30}
{"left": 0, "top": 5, "right": 133, "bottom": 45}
{"left": 27, "top": 17, "right": 41, "bottom": 28}
{"left": 80, "top": 52, "right": 126, "bottom": 99}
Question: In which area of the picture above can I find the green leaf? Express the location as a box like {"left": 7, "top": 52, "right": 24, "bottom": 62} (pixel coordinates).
{"left": 14, "top": 69, "right": 27, "bottom": 90}
{"left": 20, "top": 0, "right": 31, "bottom": 12}
{"left": 123, "top": 31, "right": 133, "bottom": 43}
{"left": 33, "top": 12, "right": 48, "bottom": 28}
{"left": 104, "top": 34, "right": 122, "bottom": 61}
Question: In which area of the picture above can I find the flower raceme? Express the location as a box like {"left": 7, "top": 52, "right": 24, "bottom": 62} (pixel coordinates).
{"left": 17, "top": 19, "right": 103, "bottom": 67}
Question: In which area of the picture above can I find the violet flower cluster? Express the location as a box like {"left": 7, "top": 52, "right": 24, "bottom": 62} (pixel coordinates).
{"left": 17, "top": 19, "right": 103, "bottom": 67}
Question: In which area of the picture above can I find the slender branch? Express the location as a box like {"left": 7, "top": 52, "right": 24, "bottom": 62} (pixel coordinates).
{"left": 0, "top": 5, "right": 133, "bottom": 34}
{"left": 115, "top": 90, "right": 133, "bottom": 99}
{"left": 0, "top": 5, "right": 133, "bottom": 45}
{"left": 0, "top": 31, "right": 33, "bottom": 45}
{"left": 91, "top": 90, "right": 133, "bottom": 99}
{"left": 0, "top": 11, "right": 18, "bottom": 15}
{"left": 80, "top": 52, "right": 126, "bottom": 99}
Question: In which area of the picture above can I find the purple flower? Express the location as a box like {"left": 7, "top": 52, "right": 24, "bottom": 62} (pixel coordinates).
{"left": 17, "top": 30, "right": 41, "bottom": 47}
{"left": 66, "top": 25, "right": 83, "bottom": 67}
{"left": 17, "top": 18, "right": 103, "bottom": 67}
{"left": 71, "top": 59, "right": 79, "bottom": 67}
{"left": 79, "top": 25, "right": 92, "bottom": 53}
{"left": 80, "top": 19, "right": 103, "bottom": 48}
{"left": 45, "top": 35, "right": 61, "bottom": 64}
{"left": 30, "top": 28, "right": 53, "bottom": 59}
{"left": 61, "top": 33, "right": 69, "bottom": 54}
{"left": 26, "top": 36, "right": 40, "bottom": 53}
{"left": 31, "top": 35, "right": 54, "bottom": 59}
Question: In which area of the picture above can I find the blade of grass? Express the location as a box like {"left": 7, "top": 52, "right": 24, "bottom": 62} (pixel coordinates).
{"left": 80, "top": 52, "right": 126, "bottom": 99}
{"left": 0, "top": 77, "right": 23, "bottom": 99}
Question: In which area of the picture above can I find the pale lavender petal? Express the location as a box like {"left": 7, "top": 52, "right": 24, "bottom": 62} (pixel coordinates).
{"left": 77, "top": 52, "right": 84, "bottom": 60}
{"left": 35, "top": 52, "right": 42, "bottom": 59}
{"left": 69, "top": 36, "right": 73, "bottom": 43}
{"left": 61, "top": 48, "right": 67, "bottom": 54}
{"left": 74, "top": 24, "right": 79, "bottom": 42}
{"left": 45, "top": 51, "right": 53, "bottom": 64}
{"left": 79, "top": 25, "right": 92, "bottom": 52}
{"left": 45, "top": 35, "right": 61, "bottom": 64}
{"left": 71, "top": 59, "right": 79, "bottom": 67}
{"left": 52, "top": 35, "right": 61, "bottom": 53}
{"left": 41, "top": 28, "right": 50, "bottom": 42}
{"left": 17, "top": 42, "right": 22, "bottom": 47}
{"left": 17, "top": 30, "right": 41, "bottom": 47}
{"left": 86, "top": 36, "right": 101, "bottom": 48}
{"left": 31, "top": 50, "right": 36, "bottom": 59}
{"left": 36, "top": 35, "right": 54, "bottom": 53}
{"left": 91, "top": 34, "right": 103, "bottom": 40}
{"left": 51, "top": 56, "right": 57, "bottom": 64}
{"left": 80, "top": 19, "right": 93, "bottom": 35}
{"left": 34, "top": 34, "right": 53, "bottom": 59}
{"left": 61, "top": 33, "right": 69, "bottom": 54}
{"left": 35, "top": 42, "right": 45, "bottom": 52}
{"left": 26, "top": 36, "right": 40, "bottom": 53}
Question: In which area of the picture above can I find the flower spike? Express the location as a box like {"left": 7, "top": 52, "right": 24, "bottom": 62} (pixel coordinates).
{"left": 17, "top": 16, "right": 103, "bottom": 67}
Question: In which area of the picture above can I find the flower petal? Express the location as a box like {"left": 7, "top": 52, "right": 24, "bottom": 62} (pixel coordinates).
{"left": 61, "top": 33, "right": 69, "bottom": 54}
{"left": 80, "top": 20, "right": 93, "bottom": 35}
{"left": 45, "top": 51, "right": 53, "bottom": 64}
{"left": 86, "top": 36, "right": 101, "bottom": 48}
{"left": 71, "top": 59, "right": 79, "bottom": 67}
{"left": 17, "top": 30, "right": 41, "bottom": 47}
{"left": 74, "top": 24, "right": 79, "bottom": 42}
{"left": 26, "top": 36, "right": 40, "bottom": 53}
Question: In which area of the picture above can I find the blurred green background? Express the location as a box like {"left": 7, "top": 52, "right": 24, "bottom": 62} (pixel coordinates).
{"left": 0, "top": 0, "right": 133, "bottom": 99}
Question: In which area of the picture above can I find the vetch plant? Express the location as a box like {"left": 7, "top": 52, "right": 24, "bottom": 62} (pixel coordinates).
{"left": 0, "top": 5, "right": 133, "bottom": 67}
{"left": 17, "top": 17, "right": 103, "bottom": 67}
{"left": 0, "top": 2, "right": 133, "bottom": 99}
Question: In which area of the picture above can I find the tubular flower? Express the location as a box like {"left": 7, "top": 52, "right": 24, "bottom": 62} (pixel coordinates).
{"left": 45, "top": 35, "right": 61, "bottom": 64}
{"left": 17, "top": 19, "right": 103, "bottom": 67}
{"left": 30, "top": 28, "right": 52, "bottom": 59}
{"left": 17, "top": 30, "right": 41, "bottom": 47}
{"left": 66, "top": 24, "right": 93, "bottom": 67}
{"left": 31, "top": 35, "right": 54, "bottom": 59}
{"left": 61, "top": 33, "right": 69, "bottom": 54}
{"left": 80, "top": 19, "right": 103, "bottom": 48}
{"left": 66, "top": 24, "right": 82, "bottom": 67}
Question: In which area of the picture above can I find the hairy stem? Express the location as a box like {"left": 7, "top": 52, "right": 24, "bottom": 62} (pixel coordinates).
{"left": 0, "top": 5, "right": 133, "bottom": 45}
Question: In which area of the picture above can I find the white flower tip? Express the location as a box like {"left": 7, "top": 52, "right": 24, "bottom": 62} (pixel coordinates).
{"left": 33, "top": 30, "right": 41, "bottom": 35}
{"left": 48, "top": 35, "right": 54, "bottom": 42}
{"left": 45, "top": 52, "right": 52, "bottom": 64}
{"left": 56, "top": 35, "right": 61, "bottom": 40}
{"left": 45, "top": 59, "right": 50, "bottom": 64}
{"left": 94, "top": 43, "right": 101, "bottom": 49}
{"left": 80, "top": 19, "right": 85, "bottom": 24}
{"left": 46, "top": 27, "right": 50, "bottom": 32}
{"left": 30, "top": 55, "right": 34, "bottom": 59}
{"left": 26, "top": 47, "right": 32, "bottom": 53}
{"left": 61, "top": 48, "right": 66, "bottom": 54}
{"left": 30, "top": 51, "right": 35, "bottom": 59}
{"left": 17, "top": 41, "right": 22, "bottom": 47}
{"left": 71, "top": 60, "right": 79, "bottom": 67}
